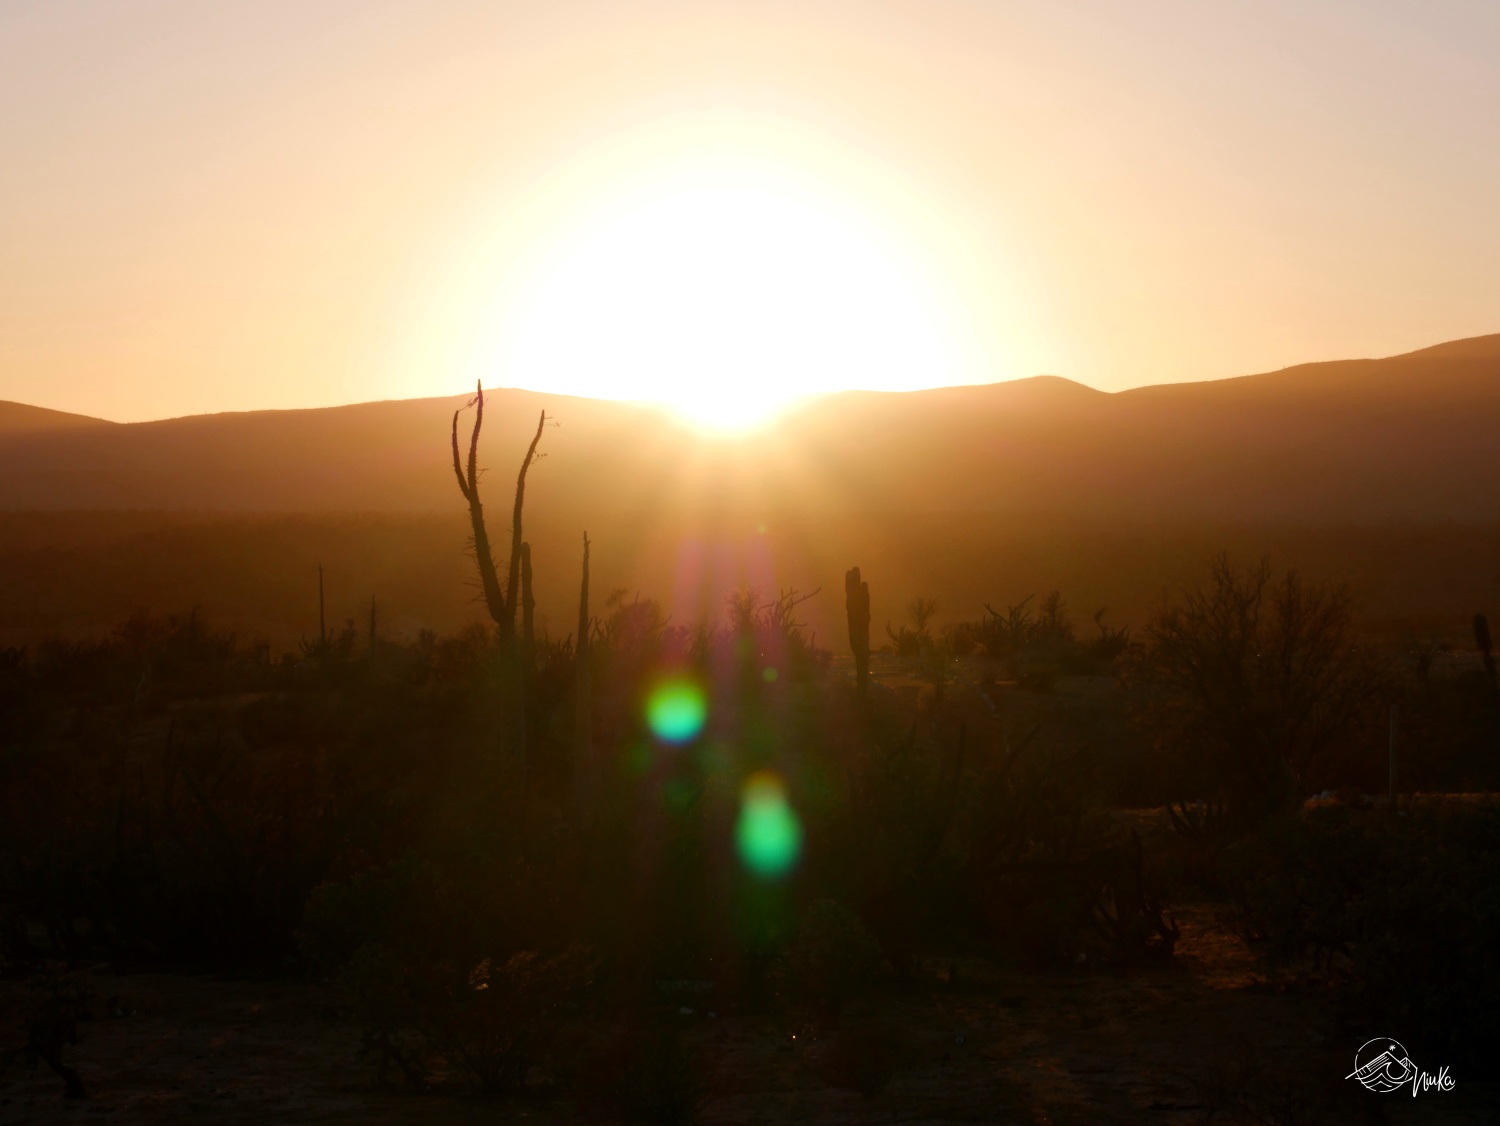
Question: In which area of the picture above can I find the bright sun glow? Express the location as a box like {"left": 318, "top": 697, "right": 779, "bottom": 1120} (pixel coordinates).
{"left": 498, "top": 164, "right": 966, "bottom": 430}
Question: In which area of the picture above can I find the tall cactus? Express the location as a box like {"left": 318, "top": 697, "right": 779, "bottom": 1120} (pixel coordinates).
{"left": 450, "top": 382, "right": 546, "bottom": 638}
{"left": 520, "top": 542, "right": 535, "bottom": 664}
{"left": 451, "top": 383, "right": 508, "bottom": 629}
{"left": 845, "top": 566, "right": 871, "bottom": 696}
{"left": 504, "top": 411, "right": 548, "bottom": 631}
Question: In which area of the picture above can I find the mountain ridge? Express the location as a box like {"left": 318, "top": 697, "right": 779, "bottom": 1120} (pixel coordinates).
{"left": 0, "top": 400, "right": 118, "bottom": 434}
{"left": 2, "top": 332, "right": 1497, "bottom": 520}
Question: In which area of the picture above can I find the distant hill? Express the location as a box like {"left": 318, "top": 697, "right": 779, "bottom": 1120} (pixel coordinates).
{"left": 0, "top": 401, "right": 115, "bottom": 436}
{"left": 2, "top": 333, "right": 1499, "bottom": 522}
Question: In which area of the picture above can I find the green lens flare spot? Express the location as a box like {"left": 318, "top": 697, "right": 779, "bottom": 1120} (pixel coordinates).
{"left": 761, "top": 666, "right": 779, "bottom": 682}
{"left": 736, "top": 772, "right": 803, "bottom": 879}
{"left": 646, "top": 678, "right": 707, "bottom": 744}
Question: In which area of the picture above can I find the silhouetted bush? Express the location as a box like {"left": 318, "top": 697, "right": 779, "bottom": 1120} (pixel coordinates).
{"left": 941, "top": 592, "right": 1126, "bottom": 684}
{"left": 885, "top": 595, "right": 937, "bottom": 657}
{"left": 1123, "top": 555, "right": 1384, "bottom": 835}
{"left": 1375, "top": 640, "right": 1500, "bottom": 793}
{"left": 1223, "top": 803, "right": 1500, "bottom": 1077}
{"left": 0, "top": 595, "right": 1188, "bottom": 1101}
{"left": 572, "top": 1018, "right": 721, "bottom": 1125}
{"left": 344, "top": 941, "right": 596, "bottom": 1091}
{"left": 815, "top": 1020, "right": 908, "bottom": 1097}
{"left": 774, "top": 899, "right": 887, "bottom": 1025}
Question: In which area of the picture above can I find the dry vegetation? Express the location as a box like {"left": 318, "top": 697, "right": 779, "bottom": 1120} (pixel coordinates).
{"left": 2, "top": 412, "right": 1498, "bottom": 1123}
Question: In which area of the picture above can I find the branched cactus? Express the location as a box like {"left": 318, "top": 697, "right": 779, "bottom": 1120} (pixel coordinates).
{"left": 450, "top": 382, "right": 546, "bottom": 638}
{"left": 520, "top": 542, "right": 535, "bottom": 664}
{"left": 504, "top": 413, "right": 547, "bottom": 629}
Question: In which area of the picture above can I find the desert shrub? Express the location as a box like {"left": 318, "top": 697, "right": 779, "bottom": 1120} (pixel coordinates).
{"left": 971, "top": 592, "right": 1073, "bottom": 668}
{"left": 426, "top": 948, "right": 595, "bottom": 1092}
{"left": 1, "top": 964, "right": 93, "bottom": 1099}
{"left": 299, "top": 859, "right": 438, "bottom": 973}
{"left": 594, "top": 589, "right": 670, "bottom": 661}
{"left": 966, "top": 774, "right": 1180, "bottom": 966}
{"left": 723, "top": 587, "right": 829, "bottom": 683}
{"left": 572, "top": 1018, "right": 721, "bottom": 1125}
{"left": 1218, "top": 808, "right": 1370, "bottom": 969}
{"left": 0, "top": 612, "right": 522, "bottom": 966}
{"left": 346, "top": 942, "right": 596, "bottom": 1092}
{"left": 1375, "top": 643, "right": 1500, "bottom": 793}
{"left": 884, "top": 594, "right": 937, "bottom": 657}
{"left": 1224, "top": 804, "right": 1500, "bottom": 1076}
{"left": 1064, "top": 609, "right": 1131, "bottom": 675}
{"left": 1190, "top": 1039, "right": 1342, "bottom": 1126}
{"left": 838, "top": 714, "right": 971, "bottom": 975}
{"left": 311, "top": 856, "right": 597, "bottom": 1091}
{"left": 834, "top": 695, "right": 1171, "bottom": 971}
{"left": 1090, "top": 830, "right": 1180, "bottom": 963}
{"left": 775, "top": 900, "right": 887, "bottom": 1024}
{"left": 1123, "top": 555, "right": 1384, "bottom": 835}
{"left": 962, "top": 729, "right": 1121, "bottom": 965}
{"left": 815, "top": 1020, "right": 908, "bottom": 1097}
{"left": 947, "top": 593, "right": 1125, "bottom": 683}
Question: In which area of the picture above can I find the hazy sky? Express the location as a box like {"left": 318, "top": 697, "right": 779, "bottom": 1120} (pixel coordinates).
{"left": 2, "top": 0, "right": 1497, "bottom": 422}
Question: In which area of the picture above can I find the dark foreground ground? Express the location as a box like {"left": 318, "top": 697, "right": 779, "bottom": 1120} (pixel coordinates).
{"left": 2, "top": 906, "right": 1491, "bottom": 1125}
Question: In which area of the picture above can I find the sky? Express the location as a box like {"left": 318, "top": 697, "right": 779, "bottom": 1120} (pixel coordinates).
{"left": 1, "top": 0, "right": 1498, "bottom": 423}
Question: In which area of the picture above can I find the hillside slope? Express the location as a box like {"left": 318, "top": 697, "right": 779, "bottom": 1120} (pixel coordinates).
{"left": 0, "top": 400, "right": 116, "bottom": 436}
{"left": 2, "top": 334, "right": 1498, "bottom": 521}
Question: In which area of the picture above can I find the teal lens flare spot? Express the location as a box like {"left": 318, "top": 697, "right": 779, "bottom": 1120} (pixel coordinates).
{"left": 646, "top": 678, "right": 707, "bottom": 744}
{"left": 736, "top": 772, "right": 803, "bottom": 879}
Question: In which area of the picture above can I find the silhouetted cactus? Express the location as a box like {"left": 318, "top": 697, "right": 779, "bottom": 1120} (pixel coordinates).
{"left": 520, "top": 542, "right": 535, "bottom": 663}
{"left": 450, "top": 383, "right": 546, "bottom": 638}
{"left": 450, "top": 384, "right": 507, "bottom": 629}
{"left": 845, "top": 567, "right": 870, "bottom": 696}
{"left": 504, "top": 412, "right": 547, "bottom": 631}
{"left": 1475, "top": 613, "right": 1496, "bottom": 683}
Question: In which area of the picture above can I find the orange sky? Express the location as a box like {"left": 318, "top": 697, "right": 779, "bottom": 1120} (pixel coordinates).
{"left": 2, "top": 0, "right": 1498, "bottom": 422}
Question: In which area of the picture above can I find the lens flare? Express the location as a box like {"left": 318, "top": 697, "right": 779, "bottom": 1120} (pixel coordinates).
{"left": 736, "top": 771, "right": 803, "bottom": 879}
{"left": 646, "top": 677, "right": 707, "bottom": 743}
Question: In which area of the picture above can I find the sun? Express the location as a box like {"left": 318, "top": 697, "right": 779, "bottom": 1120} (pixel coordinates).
{"left": 497, "top": 163, "right": 966, "bottom": 430}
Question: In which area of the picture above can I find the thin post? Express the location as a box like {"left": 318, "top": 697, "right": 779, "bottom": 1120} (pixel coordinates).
{"left": 574, "top": 532, "right": 592, "bottom": 809}
{"left": 1388, "top": 704, "right": 1399, "bottom": 812}
{"left": 369, "top": 593, "right": 377, "bottom": 652}
{"left": 318, "top": 563, "right": 326, "bottom": 647}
